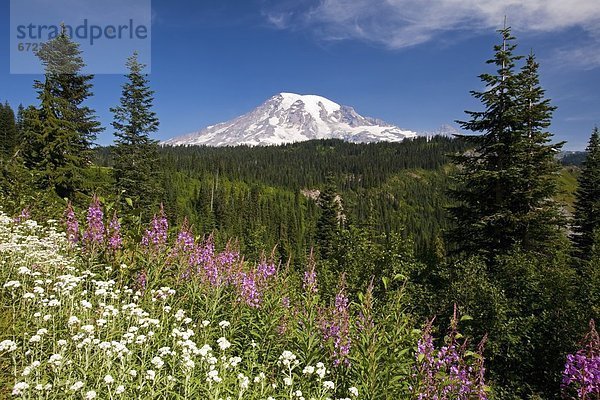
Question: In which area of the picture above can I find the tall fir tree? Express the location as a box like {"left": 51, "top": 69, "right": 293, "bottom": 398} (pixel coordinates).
{"left": 22, "top": 26, "right": 102, "bottom": 199}
{"left": 573, "top": 127, "right": 600, "bottom": 259}
{"left": 111, "top": 52, "right": 162, "bottom": 216}
{"left": 449, "top": 27, "right": 563, "bottom": 258}
{"left": 0, "top": 102, "right": 18, "bottom": 158}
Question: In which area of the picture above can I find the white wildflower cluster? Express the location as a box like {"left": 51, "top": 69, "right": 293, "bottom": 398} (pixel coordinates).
{"left": 152, "top": 286, "right": 176, "bottom": 301}
{"left": 279, "top": 350, "right": 300, "bottom": 368}
{"left": 0, "top": 212, "right": 72, "bottom": 271}
{"left": 0, "top": 339, "right": 17, "bottom": 352}
{"left": 217, "top": 336, "right": 231, "bottom": 351}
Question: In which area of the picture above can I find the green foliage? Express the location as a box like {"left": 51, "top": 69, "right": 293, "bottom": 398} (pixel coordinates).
{"left": 573, "top": 127, "right": 600, "bottom": 259}
{"left": 93, "top": 138, "right": 465, "bottom": 265}
{"left": 111, "top": 53, "right": 163, "bottom": 219}
{"left": 21, "top": 28, "right": 102, "bottom": 199}
{"left": 0, "top": 125, "right": 63, "bottom": 219}
{"left": 450, "top": 29, "right": 564, "bottom": 259}
{"left": 560, "top": 151, "right": 587, "bottom": 167}
{"left": 442, "top": 245, "right": 580, "bottom": 399}
{"left": 148, "top": 137, "right": 466, "bottom": 191}
{"left": 583, "top": 231, "right": 600, "bottom": 320}
{"left": 350, "top": 284, "right": 417, "bottom": 399}
{"left": 316, "top": 176, "right": 343, "bottom": 262}
{"left": 556, "top": 166, "right": 580, "bottom": 213}
{"left": 0, "top": 102, "right": 18, "bottom": 158}
{"left": 0, "top": 206, "right": 423, "bottom": 399}
{"left": 445, "top": 30, "right": 577, "bottom": 397}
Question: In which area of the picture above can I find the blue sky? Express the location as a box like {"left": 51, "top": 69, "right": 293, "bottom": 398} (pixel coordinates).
{"left": 2, "top": 0, "right": 600, "bottom": 150}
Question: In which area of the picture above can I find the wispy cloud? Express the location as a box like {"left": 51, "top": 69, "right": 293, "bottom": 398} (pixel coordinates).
{"left": 564, "top": 113, "right": 600, "bottom": 122}
{"left": 554, "top": 40, "right": 600, "bottom": 70}
{"left": 264, "top": 12, "right": 290, "bottom": 30}
{"left": 263, "top": 0, "right": 600, "bottom": 66}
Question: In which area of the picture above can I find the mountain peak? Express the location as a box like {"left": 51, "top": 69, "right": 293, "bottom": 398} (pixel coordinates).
{"left": 276, "top": 92, "right": 342, "bottom": 115}
{"left": 163, "top": 93, "right": 419, "bottom": 147}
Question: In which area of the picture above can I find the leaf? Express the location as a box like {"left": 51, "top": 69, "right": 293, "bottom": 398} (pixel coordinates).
{"left": 460, "top": 315, "right": 473, "bottom": 322}
{"left": 394, "top": 273, "right": 407, "bottom": 281}
{"left": 125, "top": 197, "right": 133, "bottom": 207}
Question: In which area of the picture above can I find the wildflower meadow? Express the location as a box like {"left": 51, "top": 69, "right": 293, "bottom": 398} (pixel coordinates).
{"left": 0, "top": 199, "right": 597, "bottom": 399}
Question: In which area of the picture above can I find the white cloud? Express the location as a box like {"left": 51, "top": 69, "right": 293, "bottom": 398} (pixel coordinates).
{"left": 265, "top": 12, "right": 291, "bottom": 30}
{"left": 264, "top": 0, "right": 600, "bottom": 55}
{"left": 555, "top": 42, "right": 600, "bottom": 70}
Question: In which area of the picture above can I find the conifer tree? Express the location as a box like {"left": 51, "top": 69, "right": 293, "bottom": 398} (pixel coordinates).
{"left": 16, "top": 104, "right": 25, "bottom": 136}
{"left": 0, "top": 102, "right": 18, "bottom": 158}
{"left": 316, "top": 175, "right": 342, "bottom": 260}
{"left": 0, "top": 103, "right": 54, "bottom": 214}
{"left": 23, "top": 27, "right": 102, "bottom": 198}
{"left": 511, "top": 53, "right": 565, "bottom": 250}
{"left": 573, "top": 127, "right": 600, "bottom": 259}
{"left": 111, "top": 52, "right": 162, "bottom": 216}
{"left": 449, "top": 27, "right": 563, "bottom": 258}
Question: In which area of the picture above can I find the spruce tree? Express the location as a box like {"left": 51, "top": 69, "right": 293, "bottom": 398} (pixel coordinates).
{"left": 23, "top": 27, "right": 102, "bottom": 198}
{"left": 0, "top": 102, "right": 18, "bottom": 158}
{"left": 573, "top": 127, "right": 600, "bottom": 259}
{"left": 16, "top": 104, "right": 25, "bottom": 136}
{"left": 111, "top": 52, "right": 162, "bottom": 215}
{"left": 512, "top": 53, "right": 564, "bottom": 250}
{"left": 0, "top": 103, "right": 54, "bottom": 215}
{"left": 449, "top": 27, "right": 563, "bottom": 258}
{"left": 316, "top": 175, "right": 342, "bottom": 260}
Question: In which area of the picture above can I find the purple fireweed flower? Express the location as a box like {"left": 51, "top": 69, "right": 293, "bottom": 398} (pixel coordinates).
{"left": 216, "top": 247, "right": 240, "bottom": 285}
{"left": 189, "top": 238, "right": 217, "bottom": 284}
{"left": 13, "top": 207, "right": 31, "bottom": 224}
{"left": 186, "top": 238, "right": 244, "bottom": 288}
{"left": 64, "top": 201, "right": 79, "bottom": 244}
{"left": 303, "top": 268, "right": 318, "bottom": 294}
{"left": 320, "top": 277, "right": 351, "bottom": 367}
{"left": 176, "top": 222, "right": 195, "bottom": 253}
{"left": 142, "top": 204, "right": 168, "bottom": 251}
{"left": 180, "top": 267, "right": 192, "bottom": 281}
{"left": 562, "top": 320, "right": 600, "bottom": 399}
{"left": 169, "top": 218, "right": 195, "bottom": 266}
{"left": 189, "top": 237, "right": 214, "bottom": 265}
{"left": 412, "top": 306, "right": 488, "bottom": 400}
{"left": 83, "top": 195, "right": 105, "bottom": 249}
{"left": 333, "top": 289, "right": 351, "bottom": 366}
{"left": 136, "top": 269, "right": 147, "bottom": 294}
{"left": 107, "top": 212, "right": 122, "bottom": 251}
{"left": 257, "top": 261, "right": 277, "bottom": 280}
{"left": 235, "top": 259, "right": 277, "bottom": 308}
{"left": 177, "top": 232, "right": 274, "bottom": 309}
{"left": 238, "top": 271, "right": 261, "bottom": 307}
{"left": 303, "top": 250, "right": 318, "bottom": 294}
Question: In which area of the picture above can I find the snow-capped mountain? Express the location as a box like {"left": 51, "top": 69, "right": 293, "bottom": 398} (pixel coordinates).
{"left": 163, "top": 93, "right": 420, "bottom": 147}
{"left": 423, "top": 124, "right": 462, "bottom": 139}
{"left": 425, "top": 124, "right": 462, "bottom": 137}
